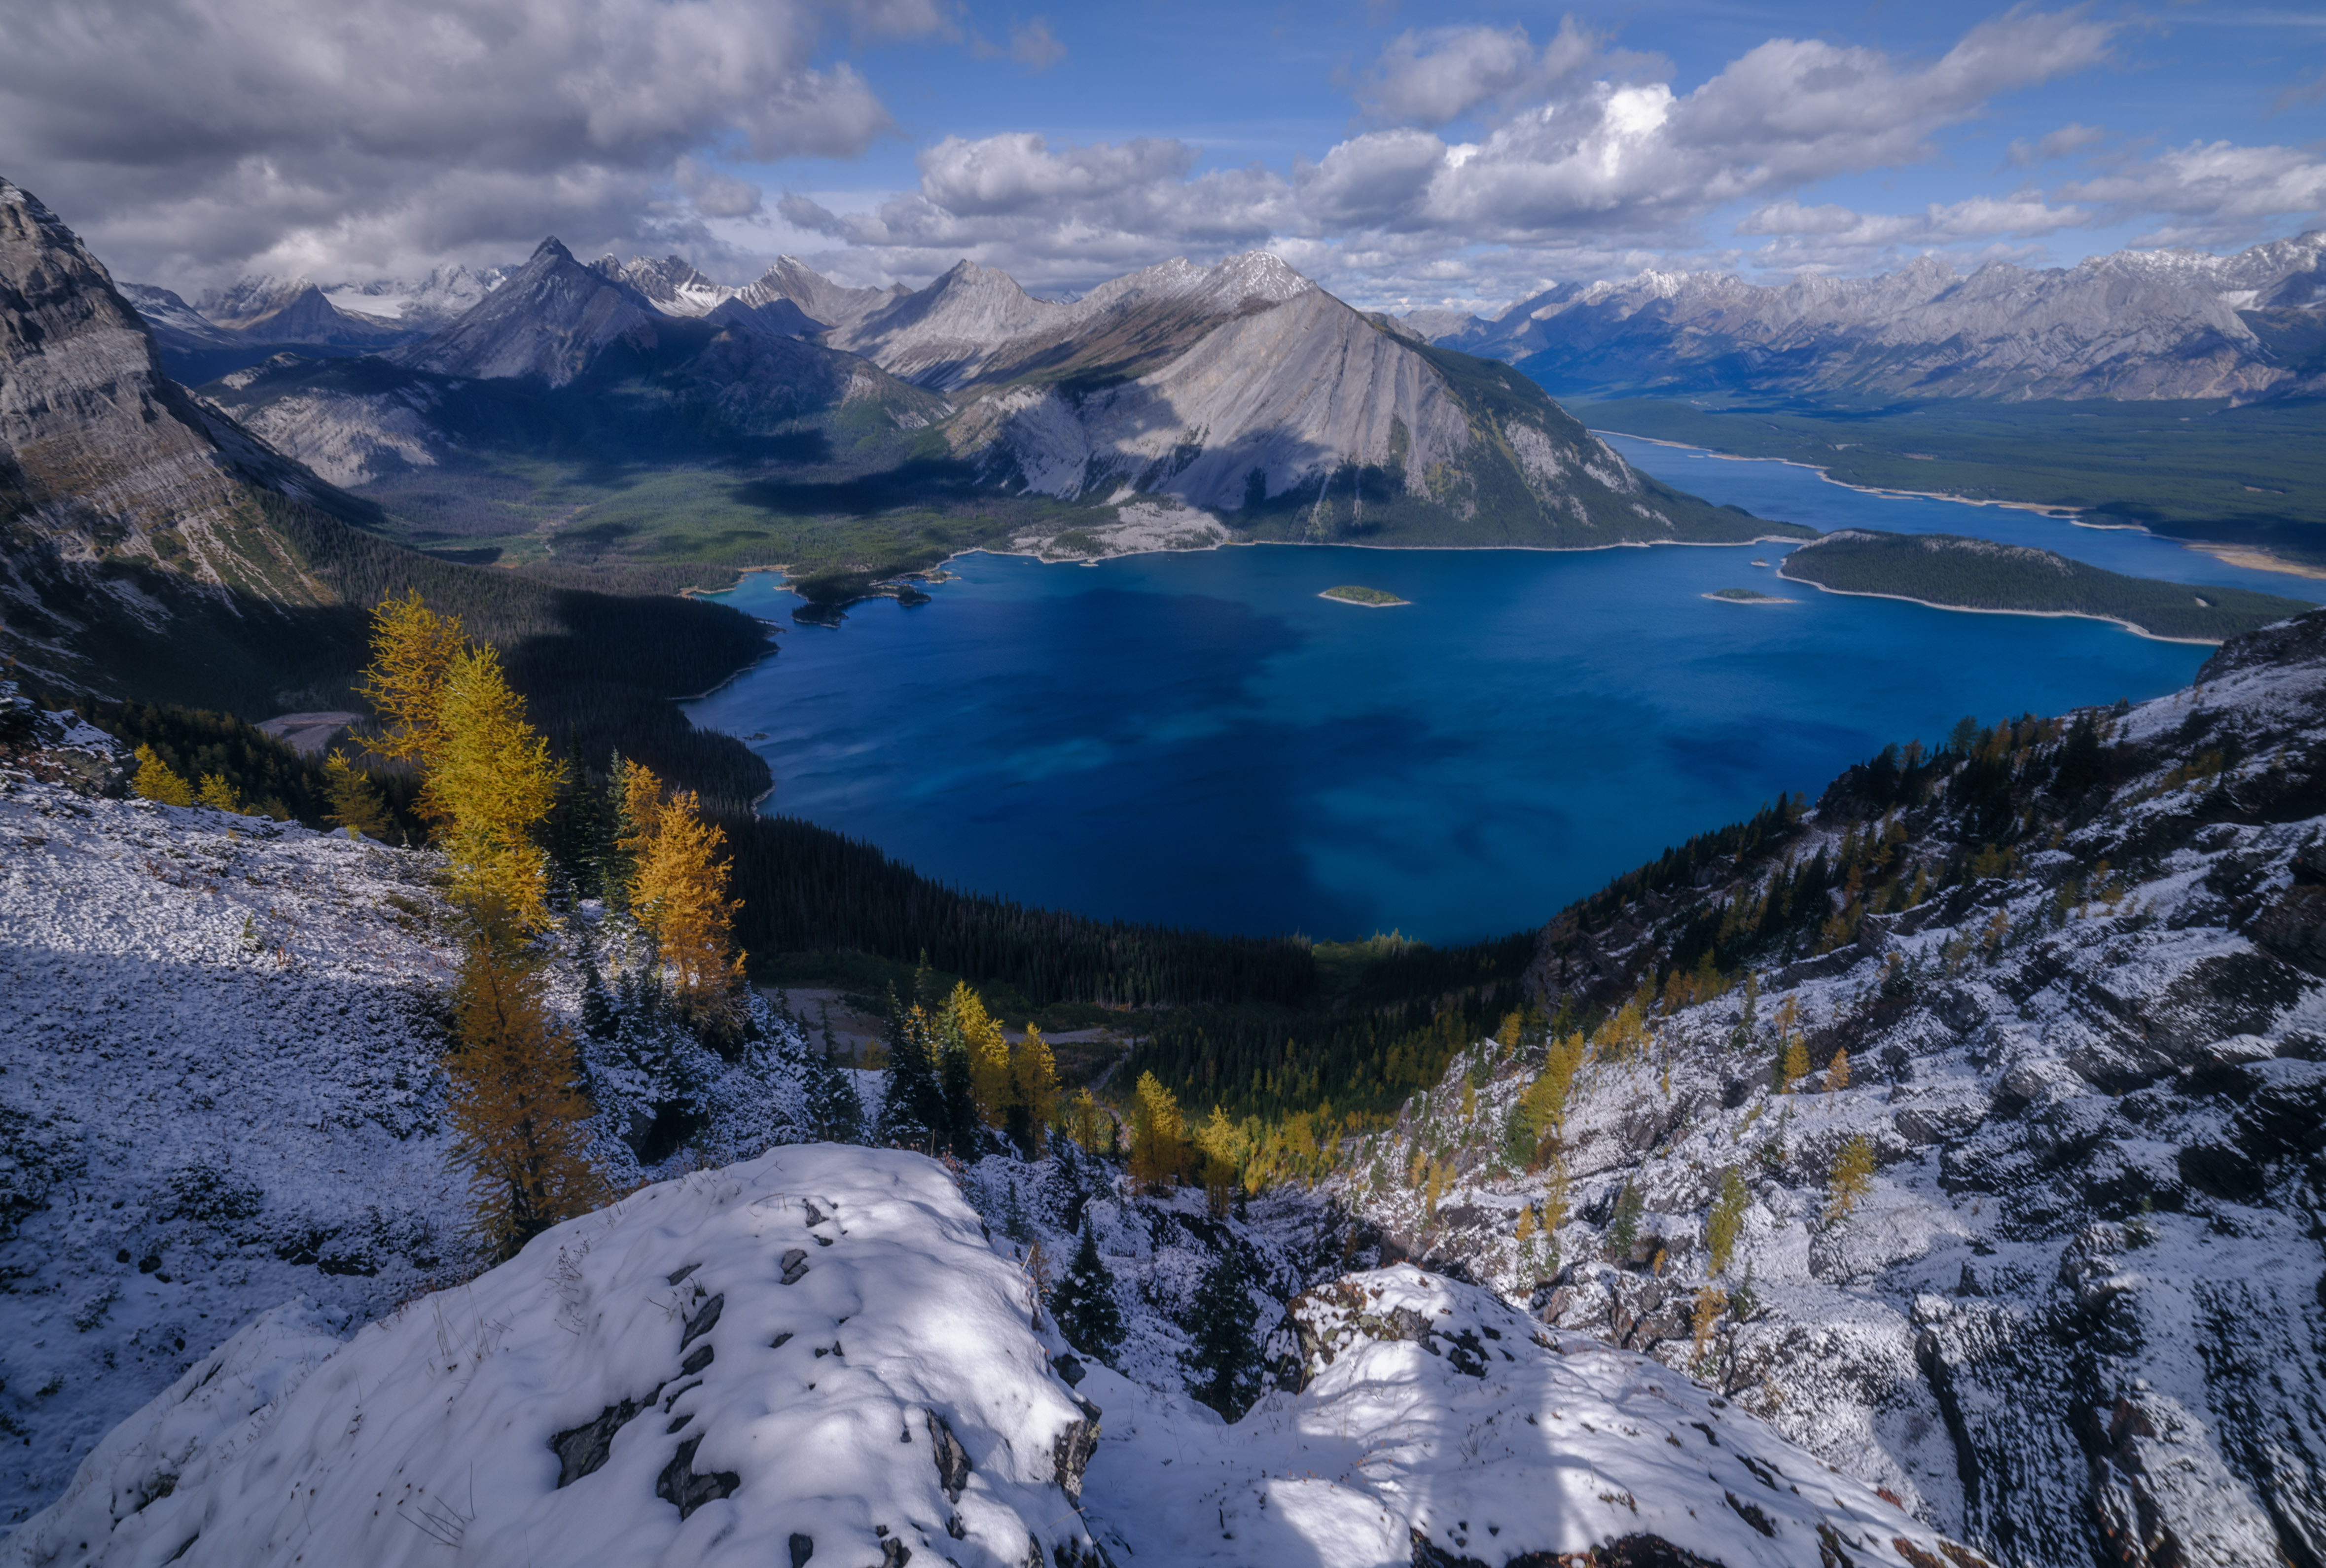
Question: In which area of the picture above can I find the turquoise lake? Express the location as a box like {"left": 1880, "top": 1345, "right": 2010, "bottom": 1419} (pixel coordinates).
{"left": 687, "top": 436, "right": 2323, "bottom": 944}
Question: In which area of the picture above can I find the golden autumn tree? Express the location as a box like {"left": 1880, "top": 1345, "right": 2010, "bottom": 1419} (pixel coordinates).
{"left": 352, "top": 594, "right": 589, "bottom": 1249}
{"left": 356, "top": 590, "right": 468, "bottom": 814}
{"left": 131, "top": 744, "right": 195, "bottom": 807}
{"left": 322, "top": 749, "right": 395, "bottom": 841}
{"left": 618, "top": 760, "right": 746, "bottom": 1028}
{"left": 431, "top": 646, "right": 561, "bottom": 927}
{"left": 944, "top": 982, "right": 1013, "bottom": 1123}
{"left": 1010, "top": 1023, "right": 1059, "bottom": 1151}
{"left": 1129, "top": 1071, "right": 1187, "bottom": 1192}
{"left": 1825, "top": 1134, "right": 1875, "bottom": 1225}
{"left": 446, "top": 902, "right": 602, "bottom": 1257}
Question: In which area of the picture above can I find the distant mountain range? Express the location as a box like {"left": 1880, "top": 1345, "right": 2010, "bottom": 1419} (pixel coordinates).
{"left": 1415, "top": 231, "right": 2326, "bottom": 403}
{"left": 197, "top": 236, "right": 1785, "bottom": 563}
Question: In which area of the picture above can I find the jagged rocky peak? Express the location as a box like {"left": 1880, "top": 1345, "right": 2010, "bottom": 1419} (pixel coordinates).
{"left": 395, "top": 235, "right": 662, "bottom": 386}
{"left": 734, "top": 253, "right": 906, "bottom": 331}
{"left": 1332, "top": 605, "right": 2326, "bottom": 1567}
{"left": 591, "top": 253, "right": 735, "bottom": 317}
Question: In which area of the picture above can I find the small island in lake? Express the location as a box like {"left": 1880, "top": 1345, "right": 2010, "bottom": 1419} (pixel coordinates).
{"left": 1778, "top": 529, "right": 2316, "bottom": 643}
{"left": 1320, "top": 584, "right": 1410, "bottom": 606}
{"left": 1706, "top": 587, "right": 1791, "bottom": 603}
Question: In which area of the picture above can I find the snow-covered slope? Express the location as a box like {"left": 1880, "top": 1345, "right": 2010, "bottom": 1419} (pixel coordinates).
{"left": 319, "top": 265, "right": 509, "bottom": 329}
{"left": 1427, "top": 231, "right": 2326, "bottom": 402}
{"left": 5, "top": 1145, "right": 1109, "bottom": 1568}
{"left": 1082, "top": 1262, "right": 1984, "bottom": 1568}
{"left": 1332, "top": 610, "right": 2326, "bottom": 1566}
{"left": 0, "top": 718, "right": 828, "bottom": 1527}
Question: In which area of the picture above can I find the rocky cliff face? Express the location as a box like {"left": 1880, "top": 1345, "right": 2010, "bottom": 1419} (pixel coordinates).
{"left": 0, "top": 178, "right": 341, "bottom": 638}
{"left": 1429, "top": 232, "right": 2326, "bottom": 403}
{"left": 1332, "top": 610, "right": 2326, "bottom": 1567}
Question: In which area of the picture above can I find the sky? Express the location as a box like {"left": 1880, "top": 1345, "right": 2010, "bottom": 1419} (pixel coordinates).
{"left": 2, "top": 0, "right": 2321, "bottom": 313}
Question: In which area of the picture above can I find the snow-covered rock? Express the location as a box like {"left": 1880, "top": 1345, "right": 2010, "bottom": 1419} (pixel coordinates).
{"left": 3, "top": 1145, "right": 1109, "bottom": 1568}
{"left": 1080, "top": 1262, "right": 1988, "bottom": 1568}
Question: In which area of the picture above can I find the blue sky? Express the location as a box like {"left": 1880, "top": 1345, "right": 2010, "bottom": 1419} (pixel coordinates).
{"left": 5, "top": 0, "right": 2321, "bottom": 307}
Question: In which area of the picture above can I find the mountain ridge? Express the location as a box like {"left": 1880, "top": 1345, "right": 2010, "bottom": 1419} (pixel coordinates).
{"left": 1419, "top": 231, "right": 2326, "bottom": 404}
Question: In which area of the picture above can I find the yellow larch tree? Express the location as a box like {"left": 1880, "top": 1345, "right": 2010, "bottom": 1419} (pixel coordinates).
{"left": 131, "top": 744, "right": 195, "bottom": 807}
{"left": 1825, "top": 1134, "right": 1875, "bottom": 1224}
{"left": 1129, "top": 1071, "right": 1187, "bottom": 1192}
{"left": 431, "top": 645, "right": 560, "bottom": 927}
{"left": 446, "top": 909, "right": 603, "bottom": 1256}
{"left": 627, "top": 781, "right": 746, "bottom": 1026}
{"left": 942, "top": 982, "right": 1013, "bottom": 1125}
{"left": 1011, "top": 1024, "right": 1059, "bottom": 1148}
{"left": 356, "top": 590, "right": 469, "bottom": 823}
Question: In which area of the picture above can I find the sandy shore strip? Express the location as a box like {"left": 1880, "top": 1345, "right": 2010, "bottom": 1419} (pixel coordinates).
{"left": 1773, "top": 567, "right": 2224, "bottom": 645}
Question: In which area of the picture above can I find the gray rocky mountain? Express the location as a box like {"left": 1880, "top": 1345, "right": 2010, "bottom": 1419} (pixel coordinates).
{"left": 196, "top": 276, "right": 416, "bottom": 349}
{"left": 734, "top": 254, "right": 909, "bottom": 332}
{"left": 0, "top": 181, "right": 325, "bottom": 596}
{"left": 1423, "top": 231, "right": 2326, "bottom": 403}
{"left": 393, "top": 237, "right": 664, "bottom": 386}
{"left": 590, "top": 252, "right": 735, "bottom": 317}
{"left": 0, "top": 178, "right": 407, "bottom": 706}
{"left": 1333, "top": 611, "right": 2326, "bottom": 1567}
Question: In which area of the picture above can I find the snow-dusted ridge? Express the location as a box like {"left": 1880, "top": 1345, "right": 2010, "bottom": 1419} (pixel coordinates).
{"left": 7, "top": 1145, "right": 1109, "bottom": 1568}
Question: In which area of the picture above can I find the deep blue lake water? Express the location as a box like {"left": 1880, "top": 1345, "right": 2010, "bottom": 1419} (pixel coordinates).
{"left": 688, "top": 438, "right": 2323, "bottom": 944}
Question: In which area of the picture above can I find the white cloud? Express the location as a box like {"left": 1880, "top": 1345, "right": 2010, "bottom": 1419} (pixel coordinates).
{"left": 1354, "top": 21, "right": 1605, "bottom": 127}
{"left": 0, "top": 0, "right": 946, "bottom": 287}
{"left": 2060, "top": 140, "right": 2326, "bottom": 245}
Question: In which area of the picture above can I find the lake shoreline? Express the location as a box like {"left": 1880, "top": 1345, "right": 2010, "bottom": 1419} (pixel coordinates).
{"left": 1773, "top": 565, "right": 2225, "bottom": 645}
{"left": 1597, "top": 428, "right": 2326, "bottom": 585}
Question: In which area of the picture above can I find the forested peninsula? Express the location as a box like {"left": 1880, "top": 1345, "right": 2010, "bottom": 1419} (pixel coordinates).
{"left": 1776, "top": 529, "right": 2314, "bottom": 643}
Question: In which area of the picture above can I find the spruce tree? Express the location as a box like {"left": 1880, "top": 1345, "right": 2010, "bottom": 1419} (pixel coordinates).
{"left": 809, "top": 1056, "right": 865, "bottom": 1143}
{"left": 1182, "top": 1247, "right": 1264, "bottom": 1419}
{"left": 873, "top": 995, "right": 946, "bottom": 1151}
{"left": 939, "top": 1041, "right": 984, "bottom": 1158}
{"left": 1603, "top": 1179, "right": 1644, "bottom": 1262}
{"left": 1049, "top": 1220, "right": 1124, "bottom": 1360}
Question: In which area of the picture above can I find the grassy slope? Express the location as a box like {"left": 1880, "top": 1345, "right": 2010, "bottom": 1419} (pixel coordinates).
{"left": 1565, "top": 395, "right": 2326, "bottom": 564}
{"left": 1778, "top": 530, "right": 2315, "bottom": 642}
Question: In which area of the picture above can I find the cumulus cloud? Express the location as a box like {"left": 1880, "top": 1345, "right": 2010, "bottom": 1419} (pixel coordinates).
{"left": 761, "top": 7, "right": 2124, "bottom": 303}
{"left": 1354, "top": 19, "right": 1606, "bottom": 127}
{"left": 780, "top": 133, "right": 1298, "bottom": 288}
{"left": 2060, "top": 140, "right": 2326, "bottom": 246}
{"left": 0, "top": 0, "right": 945, "bottom": 287}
